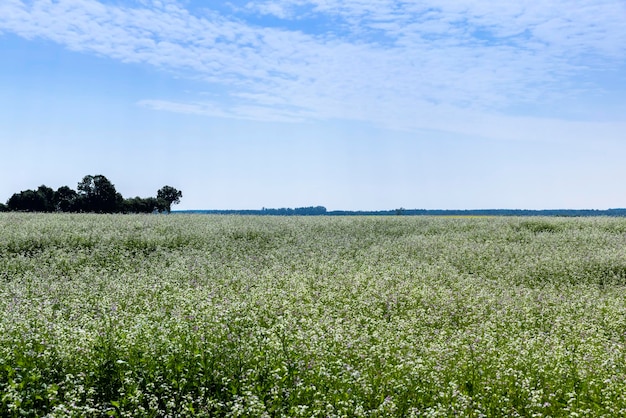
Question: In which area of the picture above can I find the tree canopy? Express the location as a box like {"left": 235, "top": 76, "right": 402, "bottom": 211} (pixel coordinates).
{"left": 4, "top": 175, "right": 182, "bottom": 214}
{"left": 157, "top": 186, "right": 183, "bottom": 214}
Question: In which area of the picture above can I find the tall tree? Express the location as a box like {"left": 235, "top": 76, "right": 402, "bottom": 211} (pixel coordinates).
{"left": 157, "top": 186, "right": 182, "bottom": 213}
{"left": 54, "top": 186, "right": 78, "bottom": 212}
{"left": 77, "top": 175, "right": 122, "bottom": 213}
{"left": 37, "top": 185, "right": 56, "bottom": 212}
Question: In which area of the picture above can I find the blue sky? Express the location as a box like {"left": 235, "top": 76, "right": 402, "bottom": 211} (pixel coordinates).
{"left": 1, "top": 0, "right": 625, "bottom": 210}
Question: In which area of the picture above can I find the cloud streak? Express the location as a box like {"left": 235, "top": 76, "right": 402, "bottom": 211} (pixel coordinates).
{"left": 1, "top": 0, "right": 625, "bottom": 138}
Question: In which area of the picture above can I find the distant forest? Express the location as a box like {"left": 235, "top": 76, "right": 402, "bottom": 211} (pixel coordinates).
{"left": 180, "top": 207, "right": 626, "bottom": 217}
{"left": 1, "top": 175, "right": 182, "bottom": 214}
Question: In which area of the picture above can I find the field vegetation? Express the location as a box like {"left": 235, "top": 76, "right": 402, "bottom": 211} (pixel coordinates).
{"left": 1, "top": 213, "right": 626, "bottom": 417}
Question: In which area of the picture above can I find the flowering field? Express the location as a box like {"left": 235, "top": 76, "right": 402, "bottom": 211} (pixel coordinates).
{"left": 1, "top": 214, "right": 626, "bottom": 417}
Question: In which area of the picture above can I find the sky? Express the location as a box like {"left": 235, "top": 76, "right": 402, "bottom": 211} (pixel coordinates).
{"left": 1, "top": 0, "right": 626, "bottom": 211}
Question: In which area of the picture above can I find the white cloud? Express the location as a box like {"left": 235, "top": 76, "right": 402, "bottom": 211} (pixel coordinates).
{"left": 1, "top": 0, "right": 625, "bottom": 139}
{"left": 137, "top": 98, "right": 312, "bottom": 123}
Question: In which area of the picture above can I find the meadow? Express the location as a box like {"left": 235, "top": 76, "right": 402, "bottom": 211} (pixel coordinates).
{"left": 1, "top": 213, "right": 625, "bottom": 417}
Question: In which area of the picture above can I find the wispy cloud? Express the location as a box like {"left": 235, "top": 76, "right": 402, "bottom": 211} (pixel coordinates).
{"left": 137, "top": 98, "right": 314, "bottom": 123}
{"left": 2, "top": 0, "right": 625, "bottom": 138}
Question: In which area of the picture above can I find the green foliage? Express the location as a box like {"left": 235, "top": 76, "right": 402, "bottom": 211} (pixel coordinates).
{"left": 3, "top": 176, "right": 181, "bottom": 214}
{"left": 1, "top": 214, "right": 626, "bottom": 416}
{"left": 76, "top": 175, "right": 123, "bottom": 213}
{"left": 157, "top": 186, "right": 183, "bottom": 213}
{"left": 53, "top": 186, "right": 78, "bottom": 212}
{"left": 7, "top": 188, "right": 51, "bottom": 212}
{"left": 122, "top": 196, "right": 162, "bottom": 214}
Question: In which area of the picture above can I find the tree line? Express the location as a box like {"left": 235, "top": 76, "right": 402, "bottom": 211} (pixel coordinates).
{"left": 178, "top": 206, "right": 328, "bottom": 216}
{"left": 0, "top": 174, "right": 182, "bottom": 214}
{"left": 178, "top": 207, "right": 626, "bottom": 217}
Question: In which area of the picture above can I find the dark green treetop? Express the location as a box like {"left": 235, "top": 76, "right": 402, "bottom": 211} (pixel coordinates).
{"left": 157, "top": 186, "right": 182, "bottom": 213}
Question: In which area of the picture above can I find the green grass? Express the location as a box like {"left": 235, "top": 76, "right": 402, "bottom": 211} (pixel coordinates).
{"left": 1, "top": 213, "right": 626, "bottom": 417}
